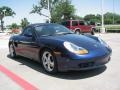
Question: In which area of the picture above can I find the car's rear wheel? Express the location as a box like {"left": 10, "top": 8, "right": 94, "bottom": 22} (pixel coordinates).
{"left": 41, "top": 49, "right": 57, "bottom": 74}
{"left": 75, "top": 30, "right": 81, "bottom": 35}
{"left": 91, "top": 29, "right": 95, "bottom": 35}
{"left": 9, "top": 44, "right": 16, "bottom": 58}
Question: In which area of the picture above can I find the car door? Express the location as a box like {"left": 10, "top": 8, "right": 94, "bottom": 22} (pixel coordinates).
{"left": 79, "top": 21, "right": 87, "bottom": 32}
{"left": 14, "top": 29, "right": 30, "bottom": 57}
{"left": 17, "top": 27, "right": 38, "bottom": 59}
{"left": 71, "top": 21, "right": 79, "bottom": 32}
{"left": 84, "top": 22, "right": 92, "bottom": 32}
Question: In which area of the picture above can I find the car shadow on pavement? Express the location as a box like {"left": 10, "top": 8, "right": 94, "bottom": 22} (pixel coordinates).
{"left": 7, "top": 54, "right": 107, "bottom": 80}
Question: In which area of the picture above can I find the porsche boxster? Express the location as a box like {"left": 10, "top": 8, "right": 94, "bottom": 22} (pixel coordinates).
{"left": 9, "top": 23, "right": 112, "bottom": 73}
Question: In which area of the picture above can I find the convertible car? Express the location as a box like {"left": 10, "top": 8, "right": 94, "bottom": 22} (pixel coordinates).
{"left": 9, "top": 23, "right": 112, "bottom": 73}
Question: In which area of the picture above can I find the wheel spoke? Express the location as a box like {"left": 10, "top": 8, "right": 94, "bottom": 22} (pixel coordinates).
{"left": 47, "top": 54, "right": 51, "bottom": 61}
{"left": 50, "top": 62, "right": 54, "bottom": 67}
{"left": 42, "top": 56, "right": 48, "bottom": 65}
{"left": 47, "top": 63, "right": 52, "bottom": 71}
{"left": 44, "top": 60, "right": 48, "bottom": 65}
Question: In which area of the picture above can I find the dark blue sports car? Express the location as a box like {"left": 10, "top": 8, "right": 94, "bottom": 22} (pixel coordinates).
{"left": 9, "top": 23, "right": 112, "bottom": 73}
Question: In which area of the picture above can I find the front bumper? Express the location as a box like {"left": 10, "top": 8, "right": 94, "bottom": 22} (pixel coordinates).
{"left": 56, "top": 54, "right": 111, "bottom": 72}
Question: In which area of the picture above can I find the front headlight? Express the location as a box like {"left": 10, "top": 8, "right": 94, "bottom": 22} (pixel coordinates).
{"left": 98, "top": 38, "right": 109, "bottom": 48}
{"left": 63, "top": 41, "right": 88, "bottom": 55}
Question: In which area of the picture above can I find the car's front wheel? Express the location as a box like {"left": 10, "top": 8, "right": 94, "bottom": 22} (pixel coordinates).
{"left": 9, "top": 44, "right": 16, "bottom": 58}
{"left": 41, "top": 49, "right": 57, "bottom": 74}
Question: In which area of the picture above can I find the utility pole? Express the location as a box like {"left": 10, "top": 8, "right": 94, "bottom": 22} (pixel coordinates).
{"left": 47, "top": 0, "right": 51, "bottom": 23}
{"left": 113, "top": 0, "right": 115, "bottom": 24}
{"left": 101, "top": 0, "right": 105, "bottom": 33}
{"left": 38, "top": 0, "right": 51, "bottom": 23}
{"left": 1, "top": 10, "right": 6, "bottom": 32}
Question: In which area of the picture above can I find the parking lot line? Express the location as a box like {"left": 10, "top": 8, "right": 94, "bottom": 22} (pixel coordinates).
{"left": 0, "top": 65, "right": 38, "bottom": 90}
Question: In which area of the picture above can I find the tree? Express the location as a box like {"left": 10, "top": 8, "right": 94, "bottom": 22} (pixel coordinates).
{"left": 84, "top": 14, "right": 101, "bottom": 23}
{"left": 9, "top": 23, "right": 18, "bottom": 29}
{"left": 84, "top": 14, "right": 95, "bottom": 21}
{"left": 104, "top": 12, "right": 113, "bottom": 24}
{"left": 104, "top": 12, "right": 120, "bottom": 24}
{"left": 83, "top": 12, "right": 120, "bottom": 24}
{"left": 51, "top": 0, "right": 75, "bottom": 23}
{"left": 30, "top": 0, "right": 61, "bottom": 22}
{"left": 116, "top": 19, "right": 120, "bottom": 24}
{"left": 20, "top": 18, "right": 30, "bottom": 29}
{"left": 72, "top": 15, "right": 83, "bottom": 20}
{"left": 0, "top": 6, "right": 15, "bottom": 31}
{"left": 104, "top": 19, "right": 113, "bottom": 24}
{"left": 30, "top": 0, "right": 75, "bottom": 23}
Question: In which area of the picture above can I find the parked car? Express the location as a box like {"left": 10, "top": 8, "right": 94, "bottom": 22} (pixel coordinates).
{"left": 61, "top": 20, "right": 96, "bottom": 35}
{"left": 9, "top": 23, "right": 112, "bottom": 74}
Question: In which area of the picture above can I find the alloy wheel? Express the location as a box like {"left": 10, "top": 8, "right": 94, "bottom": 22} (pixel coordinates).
{"left": 9, "top": 44, "right": 16, "bottom": 58}
{"left": 42, "top": 51, "right": 55, "bottom": 72}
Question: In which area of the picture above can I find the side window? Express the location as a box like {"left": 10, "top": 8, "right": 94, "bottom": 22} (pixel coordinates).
{"left": 35, "top": 25, "right": 55, "bottom": 36}
{"left": 61, "top": 21, "right": 70, "bottom": 26}
{"left": 35, "top": 26, "right": 45, "bottom": 36}
{"left": 79, "top": 21, "right": 85, "bottom": 25}
{"left": 72, "top": 21, "right": 78, "bottom": 26}
{"left": 22, "top": 27, "right": 32, "bottom": 36}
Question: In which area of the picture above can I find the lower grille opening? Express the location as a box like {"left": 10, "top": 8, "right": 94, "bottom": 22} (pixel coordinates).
{"left": 79, "top": 62, "right": 95, "bottom": 68}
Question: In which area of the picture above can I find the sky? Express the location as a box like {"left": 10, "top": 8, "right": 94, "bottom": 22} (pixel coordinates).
{"left": 0, "top": 0, "right": 120, "bottom": 26}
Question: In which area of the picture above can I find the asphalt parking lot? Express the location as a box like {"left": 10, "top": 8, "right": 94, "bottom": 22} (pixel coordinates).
{"left": 0, "top": 33, "right": 120, "bottom": 90}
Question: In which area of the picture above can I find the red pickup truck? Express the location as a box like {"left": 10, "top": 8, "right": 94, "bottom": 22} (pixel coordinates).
{"left": 61, "top": 20, "right": 96, "bottom": 35}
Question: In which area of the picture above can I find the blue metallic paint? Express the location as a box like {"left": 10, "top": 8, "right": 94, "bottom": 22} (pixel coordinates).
{"left": 9, "top": 23, "right": 112, "bottom": 71}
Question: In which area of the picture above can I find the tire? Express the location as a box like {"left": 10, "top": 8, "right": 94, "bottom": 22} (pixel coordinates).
{"left": 9, "top": 44, "right": 16, "bottom": 58}
{"left": 75, "top": 30, "right": 81, "bottom": 35}
{"left": 41, "top": 49, "right": 57, "bottom": 74}
{"left": 91, "top": 29, "right": 95, "bottom": 35}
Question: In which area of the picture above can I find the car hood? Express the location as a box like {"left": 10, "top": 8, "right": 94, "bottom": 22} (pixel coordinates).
{"left": 39, "top": 34, "right": 105, "bottom": 51}
{"left": 37, "top": 34, "right": 111, "bottom": 58}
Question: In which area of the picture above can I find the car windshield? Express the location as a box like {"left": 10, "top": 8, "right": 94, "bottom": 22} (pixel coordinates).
{"left": 35, "top": 24, "right": 73, "bottom": 36}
